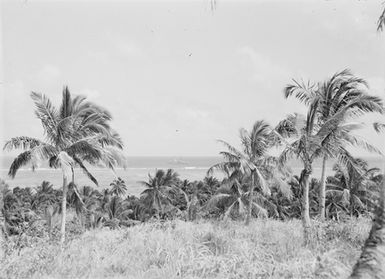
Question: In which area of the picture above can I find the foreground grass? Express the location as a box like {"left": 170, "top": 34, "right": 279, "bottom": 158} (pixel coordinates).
{"left": 0, "top": 218, "right": 371, "bottom": 279}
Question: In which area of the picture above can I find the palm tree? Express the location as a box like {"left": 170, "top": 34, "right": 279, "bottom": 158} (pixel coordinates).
{"left": 3, "top": 87, "right": 126, "bottom": 247}
{"left": 68, "top": 185, "right": 100, "bottom": 228}
{"left": 110, "top": 177, "right": 127, "bottom": 197}
{"left": 31, "top": 181, "right": 58, "bottom": 213}
{"left": 209, "top": 120, "right": 290, "bottom": 225}
{"left": 284, "top": 69, "right": 383, "bottom": 220}
{"left": 327, "top": 159, "right": 381, "bottom": 218}
{"left": 102, "top": 196, "right": 133, "bottom": 229}
{"left": 275, "top": 97, "right": 359, "bottom": 243}
{"left": 205, "top": 174, "right": 271, "bottom": 220}
{"left": 139, "top": 169, "right": 180, "bottom": 218}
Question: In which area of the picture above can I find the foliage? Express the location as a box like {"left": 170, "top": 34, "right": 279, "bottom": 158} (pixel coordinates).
{"left": 110, "top": 177, "right": 127, "bottom": 197}
{"left": 0, "top": 218, "right": 372, "bottom": 279}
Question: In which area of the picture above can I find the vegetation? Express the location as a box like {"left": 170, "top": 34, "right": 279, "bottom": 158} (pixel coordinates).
{"left": 273, "top": 69, "right": 383, "bottom": 244}
{"left": 207, "top": 120, "right": 290, "bottom": 225}
{"left": 0, "top": 218, "right": 373, "bottom": 278}
{"left": 1, "top": 70, "right": 384, "bottom": 277}
{"left": 3, "top": 87, "right": 126, "bottom": 246}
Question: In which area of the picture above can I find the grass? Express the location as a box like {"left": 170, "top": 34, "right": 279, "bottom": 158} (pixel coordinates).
{"left": 0, "top": 217, "right": 371, "bottom": 279}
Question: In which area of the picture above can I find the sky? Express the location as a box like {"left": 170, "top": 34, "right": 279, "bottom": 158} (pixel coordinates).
{"left": 1, "top": 0, "right": 385, "bottom": 157}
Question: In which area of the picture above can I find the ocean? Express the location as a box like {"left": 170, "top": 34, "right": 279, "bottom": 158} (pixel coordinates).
{"left": 1, "top": 156, "right": 383, "bottom": 197}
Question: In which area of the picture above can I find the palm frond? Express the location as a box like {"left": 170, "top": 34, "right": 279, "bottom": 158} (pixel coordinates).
{"left": 251, "top": 202, "right": 268, "bottom": 218}
{"left": 72, "top": 156, "right": 99, "bottom": 186}
{"left": 374, "top": 122, "right": 385, "bottom": 133}
{"left": 254, "top": 168, "right": 270, "bottom": 196}
{"left": 223, "top": 201, "right": 237, "bottom": 220}
{"left": 8, "top": 151, "right": 33, "bottom": 178}
{"left": 378, "top": 5, "right": 385, "bottom": 31}
{"left": 284, "top": 79, "right": 317, "bottom": 105}
{"left": 30, "top": 92, "right": 59, "bottom": 143}
{"left": 3, "top": 136, "right": 43, "bottom": 151}
{"left": 217, "top": 139, "right": 244, "bottom": 159}
{"left": 205, "top": 193, "right": 232, "bottom": 211}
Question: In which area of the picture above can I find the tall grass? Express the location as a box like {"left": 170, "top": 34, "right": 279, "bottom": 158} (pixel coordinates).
{"left": 0, "top": 218, "right": 370, "bottom": 279}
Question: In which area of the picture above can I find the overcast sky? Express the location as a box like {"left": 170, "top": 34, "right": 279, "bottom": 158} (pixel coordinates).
{"left": 1, "top": 0, "right": 385, "bottom": 156}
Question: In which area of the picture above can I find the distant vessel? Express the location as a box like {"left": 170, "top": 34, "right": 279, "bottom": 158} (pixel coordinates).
{"left": 168, "top": 158, "right": 188, "bottom": 165}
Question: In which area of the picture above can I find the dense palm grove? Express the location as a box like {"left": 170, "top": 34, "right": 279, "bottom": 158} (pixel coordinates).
{"left": 1, "top": 69, "right": 385, "bottom": 263}
{"left": 1, "top": 161, "right": 383, "bottom": 241}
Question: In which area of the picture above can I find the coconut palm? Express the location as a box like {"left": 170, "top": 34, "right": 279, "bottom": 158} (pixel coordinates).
{"left": 209, "top": 120, "right": 290, "bottom": 225}
{"left": 68, "top": 185, "right": 100, "bottom": 227}
{"left": 205, "top": 174, "right": 272, "bottom": 220}
{"left": 3, "top": 87, "right": 126, "bottom": 247}
{"left": 139, "top": 169, "right": 180, "bottom": 218}
{"left": 275, "top": 97, "right": 360, "bottom": 243}
{"left": 110, "top": 177, "right": 127, "bottom": 197}
{"left": 31, "top": 181, "right": 58, "bottom": 212}
{"left": 326, "top": 159, "right": 381, "bottom": 218}
{"left": 102, "top": 196, "right": 133, "bottom": 229}
{"left": 284, "top": 69, "right": 384, "bottom": 220}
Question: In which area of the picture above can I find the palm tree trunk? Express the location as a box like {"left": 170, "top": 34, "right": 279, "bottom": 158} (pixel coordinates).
{"left": 0, "top": 190, "right": 5, "bottom": 259}
{"left": 319, "top": 156, "right": 327, "bottom": 221}
{"left": 300, "top": 167, "right": 312, "bottom": 245}
{"left": 349, "top": 182, "right": 385, "bottom": 278}
{"left": 245, "top": 170, "right": 255, "bottom": 226}
{"left": 60, "top": 175, "right": 68, "bottom": 249}
{"left": 71, "top": 166, "right": 75, "bottom": 184}
{"left": 350, "top": 185, "right": 354, "bottom": 217}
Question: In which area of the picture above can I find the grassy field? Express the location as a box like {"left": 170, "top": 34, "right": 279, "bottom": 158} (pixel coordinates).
{"left": 0, "top": 218, "right": 371, "bottom": 279}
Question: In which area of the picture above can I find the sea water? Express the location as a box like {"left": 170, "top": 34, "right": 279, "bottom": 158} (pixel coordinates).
{"left": 1, "top": 156, "right": 383, "bottom": 197}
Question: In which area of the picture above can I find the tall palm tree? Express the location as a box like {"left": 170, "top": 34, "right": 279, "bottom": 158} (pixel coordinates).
{"left": 3, "top": 87, "right": 126, "bottom": 247}
{"left": 139, "top": 169, "right": 180, "bottom": 218}
{"left": 284, "top": 69, "right": 383, "bottom": 220}
{"left": 275, "top": 98, "right": 358, "bottom": 243}
{"left": 209, "top": 120, "right": 289, "bottom": 225}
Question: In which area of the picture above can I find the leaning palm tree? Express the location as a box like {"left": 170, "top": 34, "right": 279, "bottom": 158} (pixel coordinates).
{"left": 3, "top": 87, "right": 126, "bottom": 247}
{"left": 275, "top": 98, "right": 360, "bottom": 243}
{"left": 139, "top": 169, "right": 180, "bottom": 218}
{"left": 208, "top": 120, "right": 290, "bottom": 225}
{"left": 284, "top": 69, "right": 384, "bottom": 220}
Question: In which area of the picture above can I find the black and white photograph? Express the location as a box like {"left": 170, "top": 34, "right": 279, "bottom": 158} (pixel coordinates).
{"left": 1, "top": 0, "right": 385, "bottom": 278}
